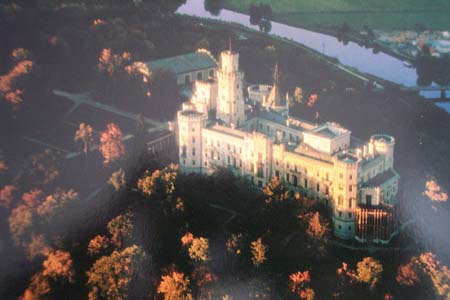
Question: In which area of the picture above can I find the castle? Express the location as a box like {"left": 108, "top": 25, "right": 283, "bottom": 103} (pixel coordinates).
{"left": 176, "top": 49, "right": 399, "bottom": 243}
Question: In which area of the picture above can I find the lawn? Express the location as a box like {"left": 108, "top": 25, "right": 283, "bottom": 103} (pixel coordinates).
{"left": 223, "top": 0, "right": 450, "bottom": 29}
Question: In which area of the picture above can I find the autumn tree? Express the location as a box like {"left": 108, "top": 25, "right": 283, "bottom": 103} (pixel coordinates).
{"left": 137, "top": 164, "right": 181, "bottom": 215}
{"left": 21, "top": 272, "right": 51, "bottom": 300}
{"left": 108, "top": 168, "right": 126, "bottom": 191}
{"left": 355, "top": 257, "right": 383, "bottom": 290}
{"left": 305, "top": 211, "right": 330, "bottom": 256}
{"left": 0, "top": 185, "right": 16, "bottom": 208}
{"left": 289, "top": 271, "right": 315, "bottom": 300}
{"left": 263, "top": 177, "right": 290, "bottom": 204}
{"left": 226, "top": 233, "right": 243, "bottom": 256}
{"left": 398, "top": 252, "right": 450, "bottom": 298}
{"left": 88, "top": 235, "right": 111, "bottom": 256}
{"left": 36, "top": 189, "right": 78, "bottom": 221}
{"left": 9, "top": 204, "right": 34, "bottom": 245}
{"left": 0, "top": 52, "right": 34, "bottom": 108}
{"left": 424, "top": 180, "right": 448, "bottom": 202}
{"left": 107, "top": 212, "right": 134, "bottom": 248}
{"left": 42, "top": 250, "right": 75, "bottom": 282}
{"left": 28, "top": 149, "right": 60, "bottom": 185}
{"left": 87, "top": 245, "right": 149, "bottom": 300}
{"left": 74, "top": 123, "right": 94, "bottom": 156}
{"left": 26, "top": 234, "right": 50, "bottom": 260}
{"left": 251, "top": 238, "right": 268, "bottom": 267}
{"left": 21, "top": 188, "right": 44, "bottom": 207}
{"left": 158, "top": 270, "right": 193, "bottom": 300}
{"left": 188, "top": 237, "right": 209, "bottom": 262}
{"left": 192, "top": 265, "right": 218, "bottom": 299}
{"left": 99, "top": 123, "right": 125, "bottom": 165}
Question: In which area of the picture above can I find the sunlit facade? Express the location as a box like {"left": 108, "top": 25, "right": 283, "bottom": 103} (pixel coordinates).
{"left": 176, "top": 50, "right": 399, "bottom": 242}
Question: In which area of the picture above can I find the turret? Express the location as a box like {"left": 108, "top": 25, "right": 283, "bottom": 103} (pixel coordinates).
{"left": 216, "top": 50, "right": 245, "bottom": 127}
{"left": 177, "top": 109, "right": 208, "bottom": 173}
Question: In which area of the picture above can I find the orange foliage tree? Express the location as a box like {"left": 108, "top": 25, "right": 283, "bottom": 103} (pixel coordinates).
{"left": 0, "top": 185, "right": 16, "bottom": 208}
{"left": 289, "top": 270, "right": 315, "bottom": 300}
{"left": 21, "top": 189, "right": 44, "bottom": 207}
{"left": 74, "top": 123, "right": 94, "bottom": 156}
{"left": 99, "top": 123, "right": 125, "bottom": 165}
{"left": 158, "top": 270, "right": 193, "bottom": 300}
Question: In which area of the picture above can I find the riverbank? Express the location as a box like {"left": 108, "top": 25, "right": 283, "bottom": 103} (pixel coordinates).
{"left": 223, "top": 0, "right": 450, "bottom": 30}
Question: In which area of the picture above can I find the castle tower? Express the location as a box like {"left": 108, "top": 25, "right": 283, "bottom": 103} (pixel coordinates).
{"left": 216, "top": 50, "right": 245, "bottom": 127}
{"left": 177, "top": 106, "right": 208, "bottom": 173}
{"left": 332, "top": 156, "right": 359, "bottom": 240}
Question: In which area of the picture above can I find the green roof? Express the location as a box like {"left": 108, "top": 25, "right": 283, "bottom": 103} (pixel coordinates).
{"left": 146, "top": 52, "right": 217, "bottom": 75}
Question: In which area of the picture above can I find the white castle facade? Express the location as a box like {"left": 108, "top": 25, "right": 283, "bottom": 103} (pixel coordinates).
{"left": 176, "top": 50, "right": 400, "bottom": 243}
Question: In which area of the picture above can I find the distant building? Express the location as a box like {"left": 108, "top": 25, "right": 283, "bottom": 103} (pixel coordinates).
{"left": 146, "top": 49, "right": 218, "bottom": 86}
{"left": 175, "top": 49, "right": 400, "bottom": 243}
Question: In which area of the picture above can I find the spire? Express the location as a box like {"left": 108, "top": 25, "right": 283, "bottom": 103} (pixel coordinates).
{"left": 267, "top": 63, "right": 282, "bottom": 108}
{"left": 273, "top": 63, "right": 279, "bottom": 85}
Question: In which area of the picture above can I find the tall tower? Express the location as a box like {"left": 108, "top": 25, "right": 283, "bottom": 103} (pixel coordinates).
{"left": 216, "top": 50, "right": 245, "bottom": 127}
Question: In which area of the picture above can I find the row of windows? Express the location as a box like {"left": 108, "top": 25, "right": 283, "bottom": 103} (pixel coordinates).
{"left": 337, "top": 195, "right": 354, "bottom": 208}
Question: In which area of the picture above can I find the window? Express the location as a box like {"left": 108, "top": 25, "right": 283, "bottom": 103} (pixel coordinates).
{"left": 286, "top": 173, "right": 290, "bottom": 182}
{"left": 366, "top": 194, "right": 372, "bottom": 206}
{"left": 349, "top": 198, "right": 352, "bottom": 208}
{"left": 338, "top": 225, "right": 342, "bottom": 230}
{"left": 349, "top": 174, "right": 353, "bottom": 180}
{"left": 325, "top": 186, "right": 329, "bottom": 195}
{"left": 192, "top": 148, "right": 196, "bottom": 156}
{"left": 205, "top": 162, "right": 208, "bottom": 166}
{"left": 348, "top": 226, "right": 352, "bottom": 231}
{"left": 275, "top": 170, "right": 280, "bottom": 178}
{"left": 316, "top": 183, "right": 320, "bottom": 192}
{"left": 293, "top": 175, "right": 298, "bottom": 187}
{"left": 184, "top": 75, "right": 190, "bottom": 84}
{"left": 209, "top": 69, "right": 214, "bottom": 77}
{"left": 338, "top": 195, "right": 344, "bottom": 206}
{"left": 192, "top": 160, "right": 196, "bottom": 165}
{"left": 339, "top": 173, "right": 343, "bottom": 179}
{"left": 266, "top": 125, "right": 270, "bottom": 132}
{"left": 192, "top": 137, "right": 195, "bottom": 143}
{"left": 304, "top": 179, "right": 308, "bottom": 188}
{"left": 338, "top": 211, "right": 342, "bottom": 217}
{"left": 181, "top": 145, "right": 187, "bottom": 158}
{"left": 197, "top": 72, "right": 202, "bottom": 80}
{"left": 326, "top": 173, "right": 329, "bottom": 180}
{"left": 348, "top": 212, "right": 352, "bottom": 218}
{"left": 349, "top": 185, "right": 353, "bottom": 192}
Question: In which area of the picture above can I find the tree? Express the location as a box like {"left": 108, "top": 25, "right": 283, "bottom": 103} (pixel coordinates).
{"left": 263, "top": 177, "right": 290, "bottom": 204}
{"left": 0, "top": 185, "right": 16, "bottom": 208}
{"left": 21, "top": 189, "right": 44, "bottom": 207}
{"left": 37, "top": 189, "right": 78, "bottom": 221}
{"left": 74, "top": 123, "right": 94, "bottom": 156}
{"left": 0, "top": 57, "right": 34, "bottom": 108}
{"left": 87, "top": 245, "right": 149, "bottom": 300}
{"left": 42, "top": 250, "right": 75, "bottom": 283}
{"left": 355, "top": 257, "right": 383, "bottom": 290}
{"left": 108, "top": 168, "right": 126, "bottom": 191}
{"left": 188, "top": 237, "right": 209, "bottom": 262}
{"left": 28, "top": 149, "right": 60, "bottom": 185}
{"left": 26, "top": 234, "right": 50, "bottom": 260}
{"left": 251, "top": 238, "right": 268, "bottom": 267}
{"left": 107, "top": 212, "right": 134, "bottom": 248}
{"left": 99, "top": 123, "right": 125, "bottom": 165}
{"left": 226, "top": 233, "right": 243, "bottom": 255}
{"left": 158, "top": 271, "right": 193, "bottom": 300}
{"left": 307, "top": 94, "right": 318, "bottom": 107}
{"left": 88, "top": 235, "right": 111, "bottom": 256}
{"left": 204, "top": 0, "right": 224, "bottom": 16}
{"left": 424, "top": 180, "right": 448, "bottom": 202}
{"left": 396, "top": 260, "right": 420, "bottom": 286}
{"left": 289, "top": 271, "right": 315, "bottom": 299}
{"left": 21, "top": 272, "right": 51, "bottom": 300}
{"left": 305, "top": 212, "right": 330, "bottom": 256}
{"left": 9, "top": 204, "right": 34, "bottom": 245}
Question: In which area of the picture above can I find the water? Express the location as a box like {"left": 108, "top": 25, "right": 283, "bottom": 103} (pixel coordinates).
{"left": 176, "top": 0, "right": 450, "bottom": 114}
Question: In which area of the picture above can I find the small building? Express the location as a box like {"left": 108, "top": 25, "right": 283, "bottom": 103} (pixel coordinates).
{"left": 146, "top": 49, "right": 218, "bottom": 86}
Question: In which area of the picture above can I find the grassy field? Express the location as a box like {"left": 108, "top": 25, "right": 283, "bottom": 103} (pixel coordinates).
{"left": 224, "top": 0, "right": 450, "bottom": 29}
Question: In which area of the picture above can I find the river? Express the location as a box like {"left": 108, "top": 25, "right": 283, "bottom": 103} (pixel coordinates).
{"left": 176, "top": 0, "right": 450, "bottom": 114}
